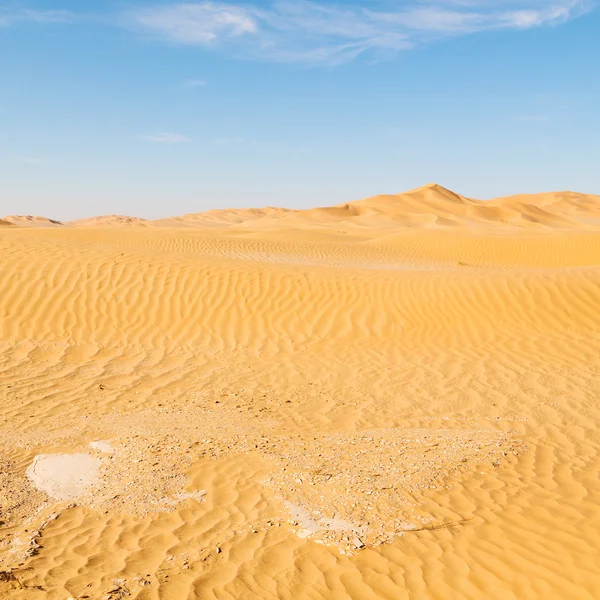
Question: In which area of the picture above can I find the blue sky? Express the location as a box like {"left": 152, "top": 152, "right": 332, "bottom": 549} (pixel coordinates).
{"left": 1, "top": 1, "right": 599, "bottom": 219}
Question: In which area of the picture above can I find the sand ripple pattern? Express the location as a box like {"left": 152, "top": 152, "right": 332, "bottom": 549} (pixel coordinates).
{"left": 1, "top": 185, "right": 600, "bottom": 599}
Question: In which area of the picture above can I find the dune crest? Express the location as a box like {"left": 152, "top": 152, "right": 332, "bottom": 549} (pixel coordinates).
{"left": 68, "top": 214, "right": 148, "bottom": 227}
{"left": 2, "top": 215, "right": 63, "bottom": 227}
{"left": 5, "top": 184, "right": 600, "bottom": 232}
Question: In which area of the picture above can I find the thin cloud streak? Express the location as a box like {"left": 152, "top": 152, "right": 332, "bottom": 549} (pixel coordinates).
{"left": 0, "top": 8, "right": 73, "bottom": 26}
{"left": 124, "top": 0, "right": 597, "bottom": 63}
{"left": 2, "top": 1, "right": 597, "bottom": 64}
{"left": 182, "top": 79, "right": 208, "bottom": 88}
{"left": 518, "top": 114, "right": 550, "bottom": 122}
{"left": 132, "top": 3, "right": 257, "bottom": 44}
{"left": 140, "top": 133, "right": 193, "bottom": 143}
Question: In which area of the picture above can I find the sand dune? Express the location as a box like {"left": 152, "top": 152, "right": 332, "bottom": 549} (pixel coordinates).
{"left": 6, "top": 183, "right": 599, "bottom": 232}
{"left": 1, "top": 184, "right": 600, "bottom": 599}
{"left": 2, "top": 215, "right": 63, "bottom": 227}
{"left": 69, "top": 215, "right": 148, "bottom": 227}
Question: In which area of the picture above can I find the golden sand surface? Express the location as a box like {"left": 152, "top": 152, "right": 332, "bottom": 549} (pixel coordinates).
{"left": 1, "top": 184, "right": 600, "bottom": 599}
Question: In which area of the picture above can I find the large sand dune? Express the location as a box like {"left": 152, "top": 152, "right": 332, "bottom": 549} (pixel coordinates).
{"left": 1, "top": 184, "right": 600, "bottom": 599}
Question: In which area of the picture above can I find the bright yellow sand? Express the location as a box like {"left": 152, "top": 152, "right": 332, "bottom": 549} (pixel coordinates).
{"left": 1, "top": 184, "right": 600, "bottom": 599}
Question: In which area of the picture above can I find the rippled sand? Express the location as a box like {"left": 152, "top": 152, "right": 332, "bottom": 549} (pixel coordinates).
{"left": 1, "top": 184, "right": 600, "bottom": 599}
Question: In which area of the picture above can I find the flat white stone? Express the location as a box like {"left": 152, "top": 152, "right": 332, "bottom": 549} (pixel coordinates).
{"left": 26, "top": 453, "right": 101, "bottom": 500}
{"left": 296, "top": 528, "right": 314, "bottom": 539}
{"left": 89, "top": 440, "right": 114, "bottom": 454}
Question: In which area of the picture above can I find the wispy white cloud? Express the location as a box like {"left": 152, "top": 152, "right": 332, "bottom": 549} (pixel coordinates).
{"left": 131, "top": 3, "right": 257, "bottom": 44}
{"left": 2, "top": 1, "right": 597, "bottom": 64}
{"left": 20, "top": 157, "right": 44, "bottom": 165}
{"left": 182, "top": 78, "right": 208, "bottom": 88}
{"left": 214, "top": 136, "right": 294, "bottom": 151}
{"left": 140, "top": 132, "right": 193, "bottom": 143}
{"left": 0, "top": 8, "right": 73, "bottom": 26}
{"left": 123, "top": 0, "right": 597, "bottom": 63}
{"left": 215, "top": 136, "right": 247, "bottom": 146}
{"left": 518, "top": 114, "right": 550, "bottom": 122}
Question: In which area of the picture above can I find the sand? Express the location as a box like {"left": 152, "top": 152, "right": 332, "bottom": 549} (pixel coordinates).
{"left": 1, "top": 184, "right": 600, "bottom": 598}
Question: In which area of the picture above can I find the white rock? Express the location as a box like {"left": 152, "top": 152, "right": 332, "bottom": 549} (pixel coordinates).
{"left": 26, "top": 454, "right": 101, "bottom": 501}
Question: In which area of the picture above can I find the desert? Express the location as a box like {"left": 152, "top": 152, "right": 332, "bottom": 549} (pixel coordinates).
{"left": 1, "top": 184, "right": 600, "bottom": 598}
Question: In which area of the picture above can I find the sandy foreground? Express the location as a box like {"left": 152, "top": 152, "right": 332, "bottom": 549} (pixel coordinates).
{"left": 1, "top": 184, "right": 600, "bottom": 599}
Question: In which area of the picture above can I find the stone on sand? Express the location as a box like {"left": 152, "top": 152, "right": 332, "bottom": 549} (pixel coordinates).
{"left": 26, "top": 453, "right": 101, "bottom": 501}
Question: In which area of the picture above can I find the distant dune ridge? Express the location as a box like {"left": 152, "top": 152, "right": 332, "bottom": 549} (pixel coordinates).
{"left": 2, "top": 214, "right": 63, "bottom": 227}
{"left": 4, "top": 184, "right": 600, "bottom": 229}
{"left": 69, "top": 214, "right": 148, "bottom": 227}
{"left": 1, "top": 183, "right": 600, "bottom": 599}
